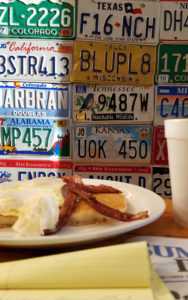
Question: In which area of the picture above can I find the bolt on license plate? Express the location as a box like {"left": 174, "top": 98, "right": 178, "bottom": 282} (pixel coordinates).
{"left": 77, "top": 0, "right": 160, "bottom": 44}
{"left": 73, "top": 124, "right": 152, "bottom": 164}
{"left": 152, "top": 166, "right": 171, "bottom": 199}
{"left": 0, "top": 116, "right": 71, "bottom": 158}
{"left": 72, "top": 84, "right": 154, "bottom": 123}
{"left": 71, "top": 41, "right": 156, "bottom": 86}
{"left": 152, "top": 126, "right": 168, "bottom": 165}
{"left": 0, "top": 0, "right": 76, "bottom": 40}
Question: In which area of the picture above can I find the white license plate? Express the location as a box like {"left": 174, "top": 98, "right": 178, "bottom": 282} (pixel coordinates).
{"left": 152, "top": 166, "right": 171, "bottom": 198}
{"left": 77, "top": 0, "right": 160, "bottom": 44}
{"left": 0, "top": 39, "right": 73, "bottom": 82}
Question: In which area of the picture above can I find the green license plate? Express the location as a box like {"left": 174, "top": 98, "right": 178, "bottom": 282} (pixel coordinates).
{"left": 156, "top": 43, "right": 188, "bottom": 84}
{"left": 0, "top": 0, "right": 76, "bottom": 39}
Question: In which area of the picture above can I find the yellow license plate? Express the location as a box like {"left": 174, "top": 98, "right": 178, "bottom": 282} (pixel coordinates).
{"left": 71, "top": 41, "right": 156, "bottom": 86}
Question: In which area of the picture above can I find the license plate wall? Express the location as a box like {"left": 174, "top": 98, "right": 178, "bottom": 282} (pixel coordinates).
{"left": 152, "top": 166, "right": 171, "bottom": 198}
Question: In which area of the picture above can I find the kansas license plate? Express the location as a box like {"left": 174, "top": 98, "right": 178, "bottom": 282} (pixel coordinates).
{"left": 71, "top": 41, "right": 156, "bottom": 85}
{"left": 0, "top": 117, "right": 71, "bottom": 158}
{"left": 77, "top": 0, "right": 160, "bottom": 44}
{"left": 0, "top": 39, "right": 73, "bottom": 82}
{"left": 73, "top": 124, "right": 152, "bottom": 164}
{"left": 0, "top": 82, "right": 71, "bottom": 118}
{"left": 156, "top": 43, "right": 188, "bottom": 84}
{"left": 72, "top": 84, "right": 154, "bottom": 123}
{"left": 0, "top": 0, "right": 76, "bottom": 39}
{"left": 152, "top": 166, "right": 171, "bottom": 198}
{"left": 152, "top": 126, "right": 168, "bottom": 165}
{"left": 155, "top": 85, "right": 188, "bottom": 125}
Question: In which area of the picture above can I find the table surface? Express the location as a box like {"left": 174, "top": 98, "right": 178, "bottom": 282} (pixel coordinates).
{"left": 0, "top": 199, "right": 187, "bottom": 263}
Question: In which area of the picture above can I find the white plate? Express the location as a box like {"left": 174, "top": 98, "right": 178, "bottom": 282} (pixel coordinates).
{"left": 0, "top": 179, "right": 165, "bottom": 248}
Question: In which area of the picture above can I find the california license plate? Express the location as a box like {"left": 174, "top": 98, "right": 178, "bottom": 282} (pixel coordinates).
{"left": 0, "top": 39, "right": 73, "bottom": 82}
{"left": 73, "top": 124, "right": 152, "bottom": 164}
{"left": 0, "top": 0, "right": 76, "bottom": 39}
{"left": 72, "top": 84, "right": 154, "bottom": 123}
{"left": 0, "top": 82, "right": 71, "bottom": 118}
{"left": 152, "top": 126, "right": 168, "bottom": 165}
{"left": 0, "top": 117, "right": 71, "bottom": 158}
{"left": 77, "top": 0, "right": 160, "bottom": 44}
{"left": 71, "top": 41, "right": 156, "bottom": 85}
{"left": 152, "top": 166, "right": 171, "bottom": 198}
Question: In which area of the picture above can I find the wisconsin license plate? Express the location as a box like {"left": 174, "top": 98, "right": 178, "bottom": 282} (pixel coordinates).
{"left": 0, "top": 117, "right": 71, "bottom": 158}
{"left": 152, "top": 126, "right": 168, "bottom": 165}
{"left": 154, "top": 85, "right": 188, "bottom": 125}
{"left": 152, "top": 166, "right": 171, "bottom": 198}
{"left": 71, "top": 41, "right": 156, "bottom": 85}
{"left": 77, "top": 0, "right": 160, "bottom": 44}
{"left": 0, "top": 39, "right": 73, "bottom": 82}
{"left": 73, "top": 124, "right": 152, "bottom": 164}
{"left": 0, "top": 0, "right": 76, "bottom": 39}
{"left": 72, "top": 84, "right": 154, "bottom": 123}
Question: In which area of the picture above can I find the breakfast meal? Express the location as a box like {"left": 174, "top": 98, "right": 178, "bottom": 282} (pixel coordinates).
{"left": 0, "top": 176, "right": 149, "bottom": 237}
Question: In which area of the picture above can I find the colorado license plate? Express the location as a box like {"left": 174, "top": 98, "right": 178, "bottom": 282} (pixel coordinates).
{"left": 72, "top": 84, "right": 154, "bottom": 123}
{"left": 77, "top": 0, "right": 160, "bottom": 44}
{"left": 152, "top": 166, "right": 171, "bottom": 199}
{"left": 0, "top": 82, "right": 71, "bottom": 118}
{"left": 73, "top": 124, "right": 152, "bottom": 164}
{"left": 0, "top": 117, "right": 71, "bottom": 158}
{"left": 0, "top": 0, "right": 76, "bottom": 39}
{"left": 152, "top": 126, "right": 168, "bottom": 165}
{"left": 71, "top": 41, "right": 156, "bottom": 85}
{"left": 0, "top": 39, "right": 73, "bottom": 82}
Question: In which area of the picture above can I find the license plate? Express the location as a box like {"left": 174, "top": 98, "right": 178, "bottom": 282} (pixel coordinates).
{"left": 77, "top": 0, "right": 160, "bottom": 44}
{"left": 73, "top": 124, "right": 152, "bottom": 164}
{"left": 0, "top": 0, "right": 76, "bottom": 39}
{"left": 154, "top": 85, "right": 188, "bottom": 125}
{"left": 72, "top": 84, "right": 154, "bottom": 123}
{"left": 156, "top": 43, "right": 188, "bottom": 84}
{"left": 0, "top": 117, "right": 71, "bottom": 158}
{"left": 71, "top": 41, "right": 156, "bottom": 85}
{"left": 152, "top": 126, "right": 168, "bottom": 165}
{"left": 0, "top": 159, "right": 73, "bottom": 183}
{"left": 73, "top": 163, "right": 152, "bottom": 189}
{"left": 0, "top": 82, "right": 71, "bottom": 118}
{"left": 0, "top": 39, "right": 73, "bottom": 82}
{"left": 152, "top": 166, "right": 171, "bottom": 198}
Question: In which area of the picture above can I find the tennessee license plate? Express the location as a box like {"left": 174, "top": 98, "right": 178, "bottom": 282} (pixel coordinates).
{"left": 154, "top": 85, "right": 188, "bottom": 125}
{"left": 73, "top": 124, "right": 152, "bottom": 164}
{"left": 152, "top": 166, "right": 171, "bottom": 198}
{"left": 0, "top": 39, "right": 73, "bottom": 82}
{"left": 71, "top": 41, "right": 156, "bottom": 85}
{"left": 77, "top": 0, "right": 160, "bottom": 44}
{"left": 0, "top": 0, "right": 76, "bottom": 39}
{"left": 73, "top": 163, "right": 152, "bottom": 189}
{"left": 0, "top": 82, "right": 71, "bottom": 118}
{"left": 0, "top": 159, "right": 73, "bottom": 183}
{"left": 0, "top": 117, "right": 71, "bottom": 158}
{"left": 72, "top": 84, "right": 154, "bottom": 123}
{"left": 152, "top": 126, "right": 168, "bottom": 165}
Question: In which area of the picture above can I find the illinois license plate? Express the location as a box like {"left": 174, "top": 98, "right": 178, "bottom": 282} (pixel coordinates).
{"left": 0, "top": 82, "right": 71, "bottom": 118}
{"left": 152, "top": 126, "right": 168, "bottom": 165}
{"left": 77, "top": 0, "right": 160, "bottom": 44}
{"left": 72, "top": 84, "right": 154, "bottom": 123}
{"left": 152, "top": 166, "right": 171, "bottom": 198}
{"left": 0, "top": 0, "right": 76, "bottom": 39}
{"left": 73, "top": 124, "right": 152, "bottom": 164}
{"left": 0, "top": 39, "right": 73, "bottom": 82}
{"left": 156, "top": 43, "right": 188, "bottom": 84}
{"left": 71, "top": 41, "right": 156, "bottom": 85}
{"left": 0, "top": 117, "right": 71, "bottom": 158}
{"left": 154, "top": 85, "right": 188, "bottom": 125}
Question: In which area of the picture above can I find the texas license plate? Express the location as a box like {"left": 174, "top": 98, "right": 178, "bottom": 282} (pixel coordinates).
{"left": 72, "top": 84, "right": 154, "bottom": 123}
{"left": 152, "top": 166, "right": 171, "bottom": 198}
{"left": 71, "top": 41, "right": 156, "bottom": 85}
{"left": 0, "top": 82, "right": 71, "bottom": 118}
{"left": 0, "top": 0, "right": 76, "bottom": 39}
{"left": 77, "top": 0, "right": 160, "bottom": 44}
{"left": 156, "top": 43, "right": 188, "bottom": 84}
{"left": 0, "top": 117, "right": 71, "bottom": 158}
{"left": 155, "top": 85, "right": 188, "bottom": 125}
{"left": 152, "top": 126, "right": 168, "bottom": 165}
{"left": 0, "top": 39, "right": 73, "bottom": 82}
{"left": 73, "top": 124, "right": 152, "bottom": 164}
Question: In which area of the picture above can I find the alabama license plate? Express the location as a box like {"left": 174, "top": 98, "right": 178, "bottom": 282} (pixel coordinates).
{"left": 0, "top": 0, "right": 76, "bottom": 39}
{"left": 154, "top": 85, "right": 188, "bottom": 125}
{"left": 0, "top": 116, "right": 71, "bottom": 158}
{"left": 152, "top": 166, "right": 171, "bottom": 198}
{"left": 152, "top": 126, "right": 168, "bottom": 165}
{"left": 0, "top": 82, "right": 71, "bottom": 118}
{"left": 0, "top": 39, "right": 73, "bottom": 82}
{"left": 71, "top": 41, "right": 156, "bottom": 85}
{"left": 77, "top": 0, "right": 160, "bottom": 44}
{"left": 73, "top": 124, "right": 152, "bottom": 164}
{"left": 72, "top": 84, "right": 154, "bottom": 123}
